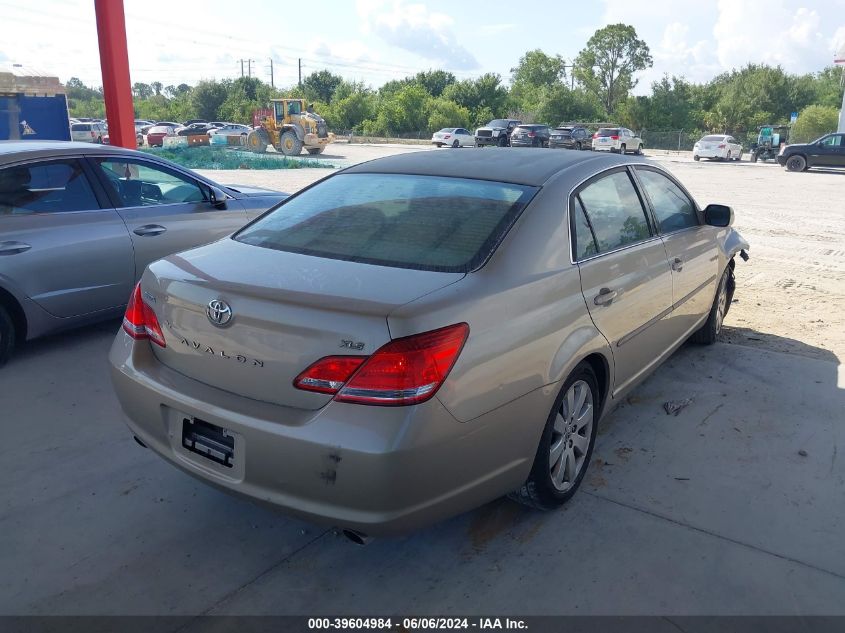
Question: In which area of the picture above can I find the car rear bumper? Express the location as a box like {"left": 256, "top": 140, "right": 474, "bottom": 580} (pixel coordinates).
{"left": 510, "top": 139, "right": 540, "bottom": 147}
{"left": 695, "top": 148, "right": 729, "bottom": 158}
{"left": 592, "top": 144, "right": 616, "bottom": 152}
{"left": 109, "top": 333, "right": 540, "bottom": 535}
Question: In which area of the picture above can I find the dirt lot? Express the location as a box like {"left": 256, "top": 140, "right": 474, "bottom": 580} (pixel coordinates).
{"left": 200, "top": 144, "right": 845, "bottom": 364}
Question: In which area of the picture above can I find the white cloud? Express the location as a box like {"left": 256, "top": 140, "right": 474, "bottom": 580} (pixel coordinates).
{"left": 713, "top": 0, "right": 836, "bottom": 72}
{"left": 356, "top": 0, "right": 480, "bottom": 70}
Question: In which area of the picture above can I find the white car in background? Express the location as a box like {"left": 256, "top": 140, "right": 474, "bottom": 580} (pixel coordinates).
{"left": 591, "top": 127, "right": 643, "bottom": 154}
{"left": 431, "top": 128, "right": 475, "bottom": 148}
{"left": 693, "top": 135, "right": 743, "bottom": 161}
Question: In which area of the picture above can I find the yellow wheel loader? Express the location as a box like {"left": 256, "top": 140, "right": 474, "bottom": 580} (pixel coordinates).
{"left": 246, "top": 98, "right": 335, "bottom": 156}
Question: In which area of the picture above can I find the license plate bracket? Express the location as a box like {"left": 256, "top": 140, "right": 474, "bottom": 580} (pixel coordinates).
{"left": 182, "top": 417, "right": 235, "bottom": 468}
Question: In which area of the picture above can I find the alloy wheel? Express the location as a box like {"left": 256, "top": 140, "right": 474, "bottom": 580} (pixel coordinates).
{"left": 549, "top": 380, "right": 594, "bottom": 492}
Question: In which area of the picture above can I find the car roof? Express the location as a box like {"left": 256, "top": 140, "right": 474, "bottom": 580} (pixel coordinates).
{"left": 343, "top": 147, "right": 638, "bottom": 186}
{"left": 0, "top": 140, "right": 136, "bottom": 163}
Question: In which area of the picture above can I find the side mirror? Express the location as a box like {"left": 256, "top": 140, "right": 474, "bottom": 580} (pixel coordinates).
{"left": 703, "top": 203, "right": 734, "bottom": 227}
{"left": 207, "top": 185, "right": 228, "bottom": 210}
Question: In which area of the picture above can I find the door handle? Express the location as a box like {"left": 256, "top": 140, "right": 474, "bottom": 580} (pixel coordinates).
{"left": 671, "top": 257, "right": 684, "bottom": 272}
{"left": 0, "top": 241, "right": 32, "bottom": 255}
{"left": 593, "top": 287, "right": 618, "bottom": 306}
{"left": 133, "top": 224, "right": 167, "bottom": 237}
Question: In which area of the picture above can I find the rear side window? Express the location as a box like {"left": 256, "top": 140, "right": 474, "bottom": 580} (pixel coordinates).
{"left": 636, "top": 169, "right": 699, "bottom": 233}
{"left": 0, "top": 160, "right": 100, "bottom": 215}
{"left": 235, "top": 173, "right": 538, "bottom": 272}
{"left": 575, "top": 171, "right": 651, "bottom": 254}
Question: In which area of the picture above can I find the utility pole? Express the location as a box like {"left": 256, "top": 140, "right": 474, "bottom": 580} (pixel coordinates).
{"left": 563, "top": 63, "right": 575, "bottom": 90}
{"left": 239, "top": 59, "right": 244, "bottom": 78}
{"left": 247, "top": 59, "right": 254, "bottom": 78}
{"left": 298, "top": 58, "right": 302, "bottom": 87}
{"left": 269, "top": 58, "right": 274, "bottom": 88}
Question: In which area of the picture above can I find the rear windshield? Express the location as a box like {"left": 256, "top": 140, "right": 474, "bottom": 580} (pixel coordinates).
{"left": 701, "top": 135, "right": 726, "bottom": 142}
{"left": 149, "top": 126, "right": 171, "bottom": 133}
{"left": 72, "top": 124, "right": 91, "bottom": 131}
{"left": 517, "top": 125, "right": 545, "bottom": 131}
{"left": 487, "top": 119, "right": 511, "bottom": 128}
{"left": 595, "top": 128, "right": 620, "bottom": 137}
{"left": 235, "top": 173, "right": 538, "bottom": 273}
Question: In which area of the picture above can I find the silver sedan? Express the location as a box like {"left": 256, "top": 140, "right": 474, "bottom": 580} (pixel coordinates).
{"left": 0, "top": 141, "right": 287, "bottom": 365}
{"left": 109, "top": 149, "right": 749, "bottom": 537}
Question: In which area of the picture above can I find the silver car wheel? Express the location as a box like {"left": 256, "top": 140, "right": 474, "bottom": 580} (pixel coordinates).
{"left": 715, "top": 272, "right": 728, "bottom": 334}
{"left": 549, "top": 380, "right": 593, "bottom": 492}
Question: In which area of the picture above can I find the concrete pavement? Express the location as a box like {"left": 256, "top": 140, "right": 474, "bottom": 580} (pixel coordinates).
{"left": 2, "top": 322, "right": 843, "bottom": 617}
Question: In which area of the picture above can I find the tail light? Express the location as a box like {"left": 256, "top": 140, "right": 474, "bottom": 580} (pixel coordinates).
{"left": 592, "top": 133, "right": 598, "bottom": 139}
{"left": 610, "top": 135, "right": 619, "bottom": 140}
{"left": 444, "top": 134, "right": 451, "bottom": 139}
{"left": 527, "top": 132, "right": 536, "bottom": 137}
{"left": 718, "top": 143, "right": 726, "bottom": 148}
{"left": 122, "top": 283, "right": 166, "bottom": 347}
{"left": 293, "top": 323, "right": 469, "bottom": 406}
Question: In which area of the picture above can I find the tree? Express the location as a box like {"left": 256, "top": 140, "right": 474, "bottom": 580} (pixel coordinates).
{"left": 189, "top": 80, "right": 227, "bottom": 121}
{"left": 790, "top": 105, "right": 840, "bottom": 143}
{"left": 414, "top": 70, "right": 456, "bottom": 97}
{"left": 574, "top": 24, "right": 652, "bottom": 115}
{"left": 151, "top": 81, "right": 163, "bottom": 96}
{"left": 511, "top": 50, "right": 566, "bottom": 90}
{"left": 323, "top": 92, "right": 377, "bottom": 131}
{"left": 302, "top": 70, "right": 343, "bottom": 103}
{"left": 427, "top": 97, "right": 472, "bottom": 131}
{"left": 133, "top": 82, "right": 153, "bottom": 99}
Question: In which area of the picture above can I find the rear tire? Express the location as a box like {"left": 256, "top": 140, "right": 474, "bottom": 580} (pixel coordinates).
{"left": 511, "top": 363, "right": 599, "bottom": 510}
{"left": 751, "top": 152, "right": 758, "bottom": 163}
{"left": 620, "top": 144, "right": 627, "bottom": 154}
{"left": 636, "top": 144, "right": 643, "bottom": 155}
{"left": 691, "top": 265, "right": 732, "bottom": 345}
{"left": 576, "top": 142, "right": 582, "bottom": 151}
{"left": 693, "top": 154, "right": 700, "bottom": 161}
{"left": 499, "top": 136, "right": 508, "bottom": 147}
{"left": 0, "top": 305, "right": 16, "bottom": 368}
{"left": 452, "top": 139, "right": 459, "bottom": 148}
{"left": 785, "top": 155, "right": 807, "bottom": 172}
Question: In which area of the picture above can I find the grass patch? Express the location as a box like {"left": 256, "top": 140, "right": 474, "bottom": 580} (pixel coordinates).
{"left": 140, "top": 146, "right": 333, "bottom": 170}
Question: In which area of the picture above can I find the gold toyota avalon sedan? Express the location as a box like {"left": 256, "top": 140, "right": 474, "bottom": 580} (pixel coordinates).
{"left": 110, "top": 149, "right": 749, "bottom": 539}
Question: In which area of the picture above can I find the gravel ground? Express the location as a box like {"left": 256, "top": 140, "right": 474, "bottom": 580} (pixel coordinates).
{"left": 202, "top": 143, "right": 845, "bottom": 364}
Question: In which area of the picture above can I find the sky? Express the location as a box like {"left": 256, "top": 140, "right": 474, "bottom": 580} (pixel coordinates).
{"left": 1, "top": 0, "right": 844, "bottom": 93}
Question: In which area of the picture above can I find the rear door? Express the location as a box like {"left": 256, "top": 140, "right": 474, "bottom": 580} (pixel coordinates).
{"left": 88, "top": 156, "right": 248, "bottom": 278}
{"left": 0, "top": 157, "right": 134, "bottom": 317}
{"left": 633, "top": 166, "right": 719, "bottom": 340}
{"left": 572, "top": 168, "right": 674, "bottom": 394}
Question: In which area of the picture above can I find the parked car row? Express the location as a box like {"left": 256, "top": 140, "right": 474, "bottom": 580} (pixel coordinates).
{"left": 431, "top": 120, "right": 645, "bottom": 155}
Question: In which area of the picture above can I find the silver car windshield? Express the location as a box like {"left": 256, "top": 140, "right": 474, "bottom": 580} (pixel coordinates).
{"left": 235, "top": 173, "right": 538, "bottom": 273}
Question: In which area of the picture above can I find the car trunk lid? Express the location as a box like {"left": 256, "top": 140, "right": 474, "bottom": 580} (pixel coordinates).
{"left": 143, "top": 239, "right": 464, "bottom": 410}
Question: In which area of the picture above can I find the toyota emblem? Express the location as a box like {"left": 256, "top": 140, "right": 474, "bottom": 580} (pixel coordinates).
{"left": 206, "top": 299, "right": 233, "bottom": 327}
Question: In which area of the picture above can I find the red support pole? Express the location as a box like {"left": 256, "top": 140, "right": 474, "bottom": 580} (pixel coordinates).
{"left": 94, "top": 0, "right": 136, "bottom": 149}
